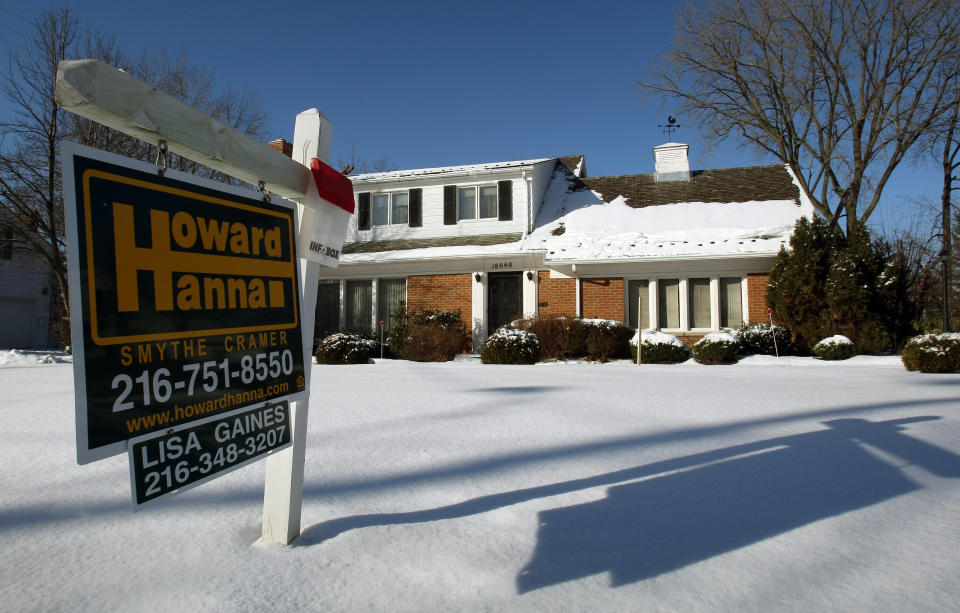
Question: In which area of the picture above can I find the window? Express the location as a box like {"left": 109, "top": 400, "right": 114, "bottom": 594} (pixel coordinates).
{"left": 445, "top": 182, "right": 511, "bottom": 225}
{"left": 371, "top": 192, "right": 409, "bottom": 227}
{"left": 720, "top": 277, "right": 743, "bottom": 328}
{"left": 391, "top": 192, "right": 408, "bottom": 225}
{"left": 627, "top": 280, "right": 650, "bottom": 329}
{"left": 658, "top": 279, "right": 680, "bottom": 329}
{"left": 688, "top": 278, "right": 711, "bottom": 328}
{"left": 371, "top": 194, "right": 389, "bottom": 226}
{"left": 457, "top": 187, "right": 476, "bottom": 221}
{"left": 315, "top": 281, "right": 341, "bottom": 341}
{"left": 457, "top": 185, "right": 499, "bottom": 221}
{"left": 315, "top": 279, "right": 408, "bottom": 340}
{"left": 377, "top": 278, "right": 406, "bottom": 331}
{"left": 345, "top": 280, "right": 373, "bottom": 333}
{"left": 479, "top": 185, "right": 498, "bottom": 218}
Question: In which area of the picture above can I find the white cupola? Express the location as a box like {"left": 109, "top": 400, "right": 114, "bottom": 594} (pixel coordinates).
{"left": 653, "top": 142, "right": 690, "bottom": 181}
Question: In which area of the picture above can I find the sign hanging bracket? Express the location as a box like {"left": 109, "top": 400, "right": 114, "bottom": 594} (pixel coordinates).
{"left": 155, "top": 140, "right": 168, "bottom": 176}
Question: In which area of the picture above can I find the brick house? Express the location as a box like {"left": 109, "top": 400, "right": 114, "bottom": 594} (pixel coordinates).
{"left": 314, "top": 143, "right": 814, "bottom": 349}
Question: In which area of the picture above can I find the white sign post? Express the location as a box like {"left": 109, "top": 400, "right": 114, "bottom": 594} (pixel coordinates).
{"left": 261, "top": 109, "right": 330, "bottom": 545}
{"left": 56, "top": 60, "right": 349, "bottom": 545}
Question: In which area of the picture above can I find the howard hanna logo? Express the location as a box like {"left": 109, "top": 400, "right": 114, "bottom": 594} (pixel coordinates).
{"left": 79, "top": 162, "right": 300, "bottom": 345}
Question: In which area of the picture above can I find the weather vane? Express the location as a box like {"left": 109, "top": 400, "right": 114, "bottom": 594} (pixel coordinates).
{"left": 658, "top": 116, "right": 681, "bottom": 140}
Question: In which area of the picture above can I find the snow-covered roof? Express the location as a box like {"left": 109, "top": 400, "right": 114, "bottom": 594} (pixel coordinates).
{"left": 349, "top": 158, "right": 553, "bottom": 183}
{"left": 523, "top": 161, "right": 814, "bottom": 262}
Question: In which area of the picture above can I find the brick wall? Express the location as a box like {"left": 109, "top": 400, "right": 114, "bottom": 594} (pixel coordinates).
{"left": 537, "top": 272, "right": 576, "bottom": 316}
{"left": 747, "top": 273, "right": 771, "bottom": 323}
{"left": 407, "top": 274, "right": 473, "bottom": 326}
{"left": 581, "top": 278, "right": 625, "bottom": 322}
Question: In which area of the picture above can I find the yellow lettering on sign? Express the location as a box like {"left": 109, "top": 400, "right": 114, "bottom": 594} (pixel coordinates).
{"left": 111, "top": 203, "right": 289, "bottom": 314}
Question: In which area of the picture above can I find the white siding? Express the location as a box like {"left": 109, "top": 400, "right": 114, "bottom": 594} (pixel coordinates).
{"left": 0, "top": 249, "right": 54, "bottom": 348}
{"left": 527, "top": 160, "right": 556, "bottom": 233}
{"left": 346, "top": 167, "right": 540, "bottom": 243}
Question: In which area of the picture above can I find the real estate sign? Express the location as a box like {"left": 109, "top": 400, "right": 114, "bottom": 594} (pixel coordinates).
{"left": 63, "top": 142, "right": 306, "bottom": 464}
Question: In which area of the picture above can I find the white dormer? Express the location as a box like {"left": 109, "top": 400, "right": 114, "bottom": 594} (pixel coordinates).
{"left": 653, "top": 142, "right": 690, "bottom": 182}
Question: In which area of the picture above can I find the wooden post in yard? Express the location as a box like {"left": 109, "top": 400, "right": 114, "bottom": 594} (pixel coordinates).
{"left": 637, "top": 294, "right": 643, "bottom": 366}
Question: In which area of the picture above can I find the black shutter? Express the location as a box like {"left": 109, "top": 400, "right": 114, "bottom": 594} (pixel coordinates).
{"left": 357, "top": 192, "right": 371, "bottom": 230}
{"left": 498, "top": 180, "right": 513, "bottom": 221}
{"left": 408, "top": 188, "right": 422, "bottom": 228}
{"left": 443, "top": 185, "right": 457, "bottom": 225}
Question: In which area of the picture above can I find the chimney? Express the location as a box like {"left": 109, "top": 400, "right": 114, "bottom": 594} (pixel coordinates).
{"left": 653, "top": 142, "right": 690, "bottom": 181}
{"left": 267, "top": 138, "right": 293, "bottom": 157}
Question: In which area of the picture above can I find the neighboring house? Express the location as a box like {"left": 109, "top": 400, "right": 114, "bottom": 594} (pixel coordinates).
{"left": 0, "top": 227, "right": 56, "bottom": 349}
{"left": 314, "top": 142, "right": 814, "bottom": 350}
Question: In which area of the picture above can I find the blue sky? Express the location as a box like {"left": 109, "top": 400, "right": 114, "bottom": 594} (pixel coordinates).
{"left": 0, "top": 0, "right": 944, "bottom": 231}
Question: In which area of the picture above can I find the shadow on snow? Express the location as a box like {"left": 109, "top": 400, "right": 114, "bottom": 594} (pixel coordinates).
{"left": 516, "top": 415, "right": 960, "bottom": 591}
{"left": 4, "top": 396, "right": 960, "bottom": 595}
{"left": 294, "top": 415, "right": 960, "bottom": 594}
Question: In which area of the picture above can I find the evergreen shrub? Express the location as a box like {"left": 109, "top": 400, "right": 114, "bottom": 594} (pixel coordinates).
{"left": 629, "top": 330, "right": 689, "bottom": 364}
{"left": 481, "top": 328, "right": 541, "bottom": 364}
{"left": 511, "top": 315, "right": 587, "bottom": 360}
{"left": 811, "top": 335, "right": 856, "bottom": 360}
{"left": 582, "top": 319, "right": 634, "bottom": 362}
{"left": 692, "top": 332, "right": 740, "bottom": 364}
{"left": 314, "top": 333, "right": 377, "bottom": 365}
{"left": 767, "top": 218, "right": 914, "bottom": 354}
{"left": 901, "top": 333, "right": 960, "bottom": 373}
{"left": 387, "top": 304, "right": 470, "bottom": 362}
{"left": 735, "top": 323, "right": 792, "bottom": 356}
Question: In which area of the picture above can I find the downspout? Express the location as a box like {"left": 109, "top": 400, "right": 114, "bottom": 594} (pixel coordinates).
{"left": 573, "top": 264, "right": 581, "bottom": 318}
{"left": 524, "top": 170, "right": 534, "bottom": 234}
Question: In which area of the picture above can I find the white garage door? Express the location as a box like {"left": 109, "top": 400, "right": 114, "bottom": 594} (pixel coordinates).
{"left": 0, "top": 298, "right": 34, "bottom": 348}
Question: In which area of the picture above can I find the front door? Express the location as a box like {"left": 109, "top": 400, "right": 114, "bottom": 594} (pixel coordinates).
{"left": 487, "top": 272, "right": 522, "bottom": 333}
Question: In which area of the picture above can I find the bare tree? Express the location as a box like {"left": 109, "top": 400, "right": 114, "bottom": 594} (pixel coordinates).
{"left": 933, "top": 88, "right": 959, "bottom": 329}
{"left": 337, "top": 144, "right": 397, "bottom": 175}
{"left": 0, "top": 8, "right": 77, "bottom": 343}
{"left": 0, "top": 7, "right": 269, "bottom": 343}
{"left": 643, "top": 0, "right": 960, "bottom": 235}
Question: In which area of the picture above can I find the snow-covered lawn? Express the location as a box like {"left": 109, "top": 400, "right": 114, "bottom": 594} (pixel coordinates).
{"left": 2, "top": 352, "right": 959, "bottom": 612}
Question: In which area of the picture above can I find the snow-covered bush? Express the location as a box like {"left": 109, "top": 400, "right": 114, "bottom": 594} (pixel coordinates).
{"left": 314, "top": 333, "right": 378, "bottom": 365}
{"left": 735, "top": 322, "right": 792, "bottom": 356}
{"left": 692, "top": 332, "right": 740, "bottom": 365}
{"left": 812, "top": 335, "right": 856, "bottom": 360}
{"left": 481, "top": 328, "right": 541, "bottom": 364}
{"left": 510, "top": 315, "right": 587, "bottom": 360}
{"left": 581, "top": 319, "right": 633, "bottom": 362}
{"left": 901, "top": 333, "right": 960, "bottom": 373}
{"left": 629, "top": 330, "right": 689, "bottom": 364}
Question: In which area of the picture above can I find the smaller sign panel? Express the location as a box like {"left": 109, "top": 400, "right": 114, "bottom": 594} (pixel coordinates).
{"left": 129, "top": 400, "right": 291, "bottom": 506}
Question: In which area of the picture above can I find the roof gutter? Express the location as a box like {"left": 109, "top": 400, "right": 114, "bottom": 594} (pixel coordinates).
{"left": 350, "top": 161, "right": 548, "bottom": 187}
{"left": 542, "top": 250, "right": 785, "bottom": 266}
